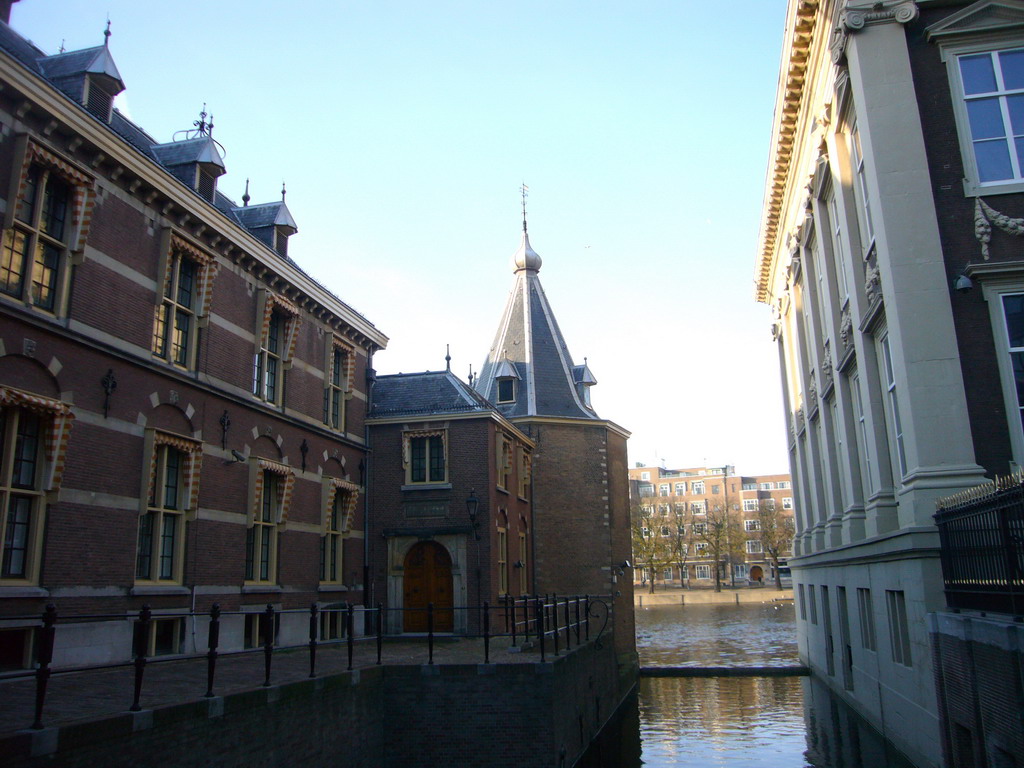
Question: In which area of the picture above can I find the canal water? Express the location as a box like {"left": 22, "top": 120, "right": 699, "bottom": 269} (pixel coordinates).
{"left": 578, "top": 600, "right": 919, "bottom": 767}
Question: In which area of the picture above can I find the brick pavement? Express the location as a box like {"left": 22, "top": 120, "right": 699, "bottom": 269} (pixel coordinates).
{"left": 0, "top": 636, "right": 552, "bottom": 737}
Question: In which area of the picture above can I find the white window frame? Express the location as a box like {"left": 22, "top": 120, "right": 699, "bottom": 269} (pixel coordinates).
{"left": 640, "top": 471, "right": 650, "bottom": 481}
{"left": 983, "top": 280, "right": 1024, "bottom": 466}
{"left": 782, "top": 497, "right": 794, "bottom": 510}
{"left": 692, "top": 481, "right": 705, "bottom": 494}
{"left": 742, "top": 499, "right": 759, "bottom": 512}
{"left": 938, "top": 38, "right": 1024, "bottom": 196}
{"left": 695, "top": 564, "right": 711, "bottom": 580}
{"left": 744, "top": 519, "right": 761, "bottom": 532}
{"left": 879, "top": 333, "right": 908, "bottom": 480}
{"left": 658, "top": 484, "right": 669, "bottom": 497}
{"left": 746, "top": 540, "right": 763, "bottom": 554}
{"left": 674, "top": 482, "right": 686, "bottom": 495}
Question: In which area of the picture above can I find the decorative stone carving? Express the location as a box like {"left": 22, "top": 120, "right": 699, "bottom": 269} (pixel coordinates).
{"left": 839, "top": 308, "right": 853, "bottom": 349}
{"left": 974, "top": 197, "right": 1024, "bottom": 259}
{"left": 842, "top": 0, "right": 919, "bottom": 30}
{"left": 795, "top": 407, "right": 806, "bottom": 433}
{"left": 807, "top": 372, "right": 818, "bottom": 406}
{"left": 864, "top": 264, "right": 882, "bottom": 304}
{"left": 833, "top": 2, "right": 919, "bottom": 62}
{"left": 822, "top": 347, "right": 834, "bottom": 389}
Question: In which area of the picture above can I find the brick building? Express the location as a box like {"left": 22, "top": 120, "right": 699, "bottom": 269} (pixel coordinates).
{"left": 366, "top": 368, "right": 533, "bottom": 633}
{"left": 0, "top": 12, "right": 387, "bottom": 668}
{"left": 472, "top": 222, "right": 635, "bottom": 662}
{"left": 756, "top": 1, "right": 1024, "bottom": 764}
{"left": 628, "top": 465, "right": 794, "bottom": 588}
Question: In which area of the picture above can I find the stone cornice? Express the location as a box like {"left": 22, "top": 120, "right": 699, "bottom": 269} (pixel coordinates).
{"left": 755, "top": 0, "right": 820, "bottom": 304}
{"left": 756, "top": 0, "right": 919, "bottom": 304}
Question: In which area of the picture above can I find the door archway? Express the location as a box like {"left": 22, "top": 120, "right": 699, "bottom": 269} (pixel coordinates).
{"left": 403, "top": 541, "right": 454, "bottom": 632}
{"left": 750, "top": 565, "right": 764, "bottom": 583}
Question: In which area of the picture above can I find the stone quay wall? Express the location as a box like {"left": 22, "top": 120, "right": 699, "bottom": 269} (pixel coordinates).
{"left": 3, "top": 641, "right": 624, "bottom": 768}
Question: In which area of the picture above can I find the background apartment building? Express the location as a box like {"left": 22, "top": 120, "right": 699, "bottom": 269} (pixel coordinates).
{"left": 627, "top": 465, "right": 794, "bottom": 589}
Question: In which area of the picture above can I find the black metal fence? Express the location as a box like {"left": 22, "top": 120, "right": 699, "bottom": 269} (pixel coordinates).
{"left": 4, "top": 594, "right": 611, "bottom": 732}
{"left": 935, "top": 478, "right": 1024, "bottom": 616}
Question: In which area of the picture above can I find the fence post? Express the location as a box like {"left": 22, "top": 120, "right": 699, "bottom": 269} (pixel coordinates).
{"left": 308, "top": 603, "right": 318, "bottom": 678}
{"left": 552, "top": 594, "right": 560, "bottom": 656}
{"left": 130, "top": 605, "right": 151, "bottom": 711}
{"left": 428, "top": 602, "right": 435, "bottom": 665}
{"left": 535, "top": 595, "right": 545, "bottom": 662}
{"left": 262, "top": 604, "right": 275, "bottom": 687}
{"left": 584, "top": 595, "right": 590, "bottom": 640}
{"left": 483, "top": 600, "right": 491, "bottom": 664}
{"left": 347, "top": 603, "right": 355, "bottom": 671}
{"left": 510, "top": 595, "right": 518, "bottom": 647}
{"left": 31, "top": 604, "right": 57, "bottom": 730}
{"left": 205, "top": 603, "right": 220, "bottom": 698}
{"left": 564, "top": 597, "right": 572, "bottom": 649}
{"left": 574, "top": 596, "right": 581, "bottom": 644}
{"left": 376, "top": 602, "right": 383, "bottom": 665}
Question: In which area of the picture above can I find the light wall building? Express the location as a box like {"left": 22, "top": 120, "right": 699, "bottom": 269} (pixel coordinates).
{"left": 627, "top": 465, "right": 795, "bottom": 587}
{"left": 757, "top": 1, "right": 1024, "bottom": 765}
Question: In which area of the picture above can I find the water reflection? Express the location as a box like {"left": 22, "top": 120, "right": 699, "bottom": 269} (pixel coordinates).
{"left": 636, "top": 601, "right": 798, "bottom": 667}
{"left": 578, "top": 604, "right": 919, "bottom": 768}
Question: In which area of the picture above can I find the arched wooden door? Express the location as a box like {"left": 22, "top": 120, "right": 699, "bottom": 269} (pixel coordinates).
{"left": 750, "top": 565, "right": 764, "bottom": 582}
{"left": 403, "top": 541, "right": 454, "bottom": 632}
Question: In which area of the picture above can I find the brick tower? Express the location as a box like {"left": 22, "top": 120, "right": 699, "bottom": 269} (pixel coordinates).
{"left": 474, "top": 218, "right": 635, "bottom": 664}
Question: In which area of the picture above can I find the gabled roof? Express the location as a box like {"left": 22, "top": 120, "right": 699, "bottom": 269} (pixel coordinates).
{"left": 234, "top": 200, "right": 297, "bottom": 232}
{"left": 474, "top": 230, "right": 599, "bottom": 420}
{"left": 37, "top": 45, "right": 123, "bottom": 87}
{"left": 369, "top": 370, "right": 497, "bottom": 418}
{"left": 150, "top": 136, "right": 225, "bottom": 171}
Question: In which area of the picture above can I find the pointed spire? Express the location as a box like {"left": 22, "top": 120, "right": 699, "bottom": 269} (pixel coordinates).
{"left": 520, "top": 182, "right": 529, "bottom": 234}
{"left": 445, "top": 344, "right": 451, "bottom": 372}
{"left": 281, "top": 182, "right": 287, "bottom": 201}
{"left": 242, "top": 178, "right": 250, "bottom": 207}
{"left": 103, "top": 17, "right": 111, "bottom": 48}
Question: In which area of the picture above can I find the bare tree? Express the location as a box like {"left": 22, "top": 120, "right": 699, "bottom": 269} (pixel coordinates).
{"left": 631, "top": 503, "right": 678, "bottom": 593}
{"left": 757, "top": 500, "right": 796, "bottom": 590}
{"left": 695, "top": 502, "right": 741, "bottom": 592}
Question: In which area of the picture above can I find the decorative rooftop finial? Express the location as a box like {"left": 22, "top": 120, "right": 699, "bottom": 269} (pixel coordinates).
{"left": 194, "top": 104, "right": 209, "bottom": 136}
{"left": 520, "top": 182, "right": 529, "bottom": 234}
{"left": 59, "top": 39, "right": 66, "bottom": 54}
{"left": 242, "top": 178, "right": 250, "bottom": 207}
{"left": 103, "top": 18, "right": 111, "bottom": 47}
{"left": 281, "top": 182, "right": 286, "bottom": 201}
{"left": 468, "top": 363, "right": 474, "bottom": 386}
{"left": 445, "top": 344, "right": 451, "bottom": 372}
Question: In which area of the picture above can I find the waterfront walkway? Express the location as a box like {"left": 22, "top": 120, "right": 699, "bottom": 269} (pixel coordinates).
{"left": 634, "top": 587, "right": 793, "bottom": 606}
{"left": 0, "top": 636, "right": 538, "bottom": 738}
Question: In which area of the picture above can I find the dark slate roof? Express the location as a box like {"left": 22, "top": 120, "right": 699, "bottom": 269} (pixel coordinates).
{"left": 234, "top": 201, "right": 297, "bottom": 232}
{"left": 370, "top": 371, "right": 497, "bottom": 418}
{"left": 474, "top": 231, "right": 599, "bottom": 420}
{"left": 150, "top": 136, "right": 225, "bottom": 170}
{"left": 37, "top": 45, "right": 123, "bottom": 86}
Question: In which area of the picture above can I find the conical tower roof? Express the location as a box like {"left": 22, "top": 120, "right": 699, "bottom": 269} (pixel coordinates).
{"left": 475, "top": 227, "right": 598, "bottom": 419}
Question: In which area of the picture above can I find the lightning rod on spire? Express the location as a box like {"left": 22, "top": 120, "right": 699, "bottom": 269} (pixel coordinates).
{"left": 520, "top": 182, "right": 529, "bottom": 234}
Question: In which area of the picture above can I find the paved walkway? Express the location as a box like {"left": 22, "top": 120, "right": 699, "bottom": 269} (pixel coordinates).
{"left": 0, "top": 635, "right": 554, "bottom": 737}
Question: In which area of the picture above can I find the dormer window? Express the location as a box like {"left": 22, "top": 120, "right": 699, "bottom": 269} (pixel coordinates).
{"left": 197, "top": 167, "right": 217, "bottom": 202}
{"left": 275, "top": 226, "right": 289, "bottom": 257}
{"left": 497, "top": 377, "right": 515, "bottom": 403}
{"left": 84, "top": 77, "right": 115, "bottom": 122}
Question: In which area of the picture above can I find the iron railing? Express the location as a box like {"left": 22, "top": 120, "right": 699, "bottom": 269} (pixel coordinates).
{"left": 935, "top": 477, "right": 1024, "bottom": 616}
{"left": 2, "top": 594, "right": 611, "bottom": 732}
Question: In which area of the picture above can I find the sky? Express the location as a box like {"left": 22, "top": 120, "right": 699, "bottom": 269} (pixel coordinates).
{"left": 12, "top": 0, "right": 791, "bottom": 474}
